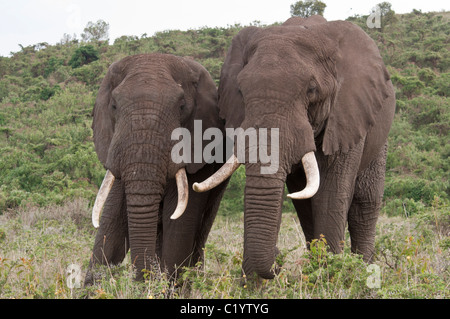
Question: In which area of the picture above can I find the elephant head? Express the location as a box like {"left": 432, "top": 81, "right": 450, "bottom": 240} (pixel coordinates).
{"left": 90, "top": 54, "right": 221, "bottom": 279}
{"left": 194, "top": 17, "right": 394, "bottom": 279}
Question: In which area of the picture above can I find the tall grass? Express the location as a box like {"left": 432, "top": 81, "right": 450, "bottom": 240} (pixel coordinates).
{"left": 0, "top": 199, "right": 447, "bottom": 299}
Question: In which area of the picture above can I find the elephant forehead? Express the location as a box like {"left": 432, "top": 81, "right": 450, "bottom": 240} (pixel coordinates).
{"left": 130, "top": 107, "right": 177, "bottom": 132}
{"left": 237, "top": 59, "right": 310, "bottom": 94}
{"left": 123, "top": 71, "right": 172, "bottom": 86}
{"left": 113, "top": 73, "right": 184, "bottom": 104}
{"left": 121, "top": 54, "right": 172, "bottom": 71}
{"left": 249, "top": 27, "right": 326, "bottom": 63}
{"left": 120, "top": 54, "right": 196, "bottom": 86}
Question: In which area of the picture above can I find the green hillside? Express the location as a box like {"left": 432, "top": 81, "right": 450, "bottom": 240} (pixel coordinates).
{"left": 0, "top": 11, "right": 447, "bottom": 218}
{"left": 0, "top": 8, "right": 448, "bottom": 298}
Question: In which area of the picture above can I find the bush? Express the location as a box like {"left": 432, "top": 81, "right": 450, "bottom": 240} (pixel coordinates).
{"left": 300, "top": 235, "right": 373, "bottom": 298}
{"left": 384, "top": 176, "right": 446, "bottom": 206}
{"left": 433, "top": 72, "right": 450, "bottom": 96}
{"left": 391, "top": 74, "right": 425, "bottom": 98}
{"left": 39, "top": 85, "right": 61, "bottom": 101}
{"left": 68, "top": 45, "right": 100, "bottom": 69}
{"left": 382, "top": 198, "right": 426, "bottom": 217}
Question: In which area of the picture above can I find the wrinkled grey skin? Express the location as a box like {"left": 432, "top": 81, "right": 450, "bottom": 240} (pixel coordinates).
{"left": 85, "top": 54, "right": 227, "bottom": 284}
{"left": 217, "top": 16, "right": 395, "bottom": 279}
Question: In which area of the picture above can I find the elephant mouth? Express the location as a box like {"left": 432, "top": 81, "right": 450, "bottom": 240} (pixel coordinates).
{"left": 192, "top": 151, "right": 320, "bottom": 198}
{"left": 91, "top": 167, "right": 189, "bottom": 228}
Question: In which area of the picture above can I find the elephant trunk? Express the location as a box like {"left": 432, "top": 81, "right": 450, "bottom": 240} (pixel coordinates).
{"left": 243, "top": 164, "right": 286, "bottom": 279}
{"left": 239, "top": 103, "right": 319, "bottom": 279}
{"left": 124, "top": 174, "right": 163, "bottom": 279}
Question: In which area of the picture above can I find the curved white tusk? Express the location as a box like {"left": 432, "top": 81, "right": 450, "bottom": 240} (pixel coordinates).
{"left": 170, "top": 168, "right": 189, "bottom": 220}
{"left": 192, "top": 154, "right": 241, "bottom": 193}
{"left": 92, "top": 170, "right": 115, "bottom": 228}
{"left": 287, "top": 152, "right": 320, "bottom": 200}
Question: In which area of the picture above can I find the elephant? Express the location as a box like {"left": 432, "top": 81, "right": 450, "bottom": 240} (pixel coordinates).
{"left": 193, "top": 16, "right": 396, "bottom": 279}
{"left": 84, "top": 53, "right": 228, "bottom": 284}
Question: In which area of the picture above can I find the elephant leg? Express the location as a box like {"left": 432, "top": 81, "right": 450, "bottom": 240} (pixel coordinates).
{"left": 191, "top": 171, "right": 230, "bottom": 265}
{"left": 311, "top": 139, "right": 365, "bottom": 254}
{"left": 348, "top": 143, "right": 388, "bottom": 262}
{"left": 311, "top": 195, "right": 349, "bottom": 254}
{"left": 286, "top": 168, "right": 313, "bottom": 245}
{"left": 85, "top": 179, "right": 129, "bottom": 286}
{"left": 160, "top": 178, "right": 193, "bottom": 277}
{"left": 160, "top": 165, "right": 226, "bottom": 279}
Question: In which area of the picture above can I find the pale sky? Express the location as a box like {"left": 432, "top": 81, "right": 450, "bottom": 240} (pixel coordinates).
{"left": 0, "top": 0, "right": 448, "bottom": 57}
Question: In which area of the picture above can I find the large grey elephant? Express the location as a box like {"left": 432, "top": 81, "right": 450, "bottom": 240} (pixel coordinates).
{"left": 85, "top": 54, "right": 227, "bottom": 284}
{"left": 194, "top": 16, "right": 396, "bottom": 279}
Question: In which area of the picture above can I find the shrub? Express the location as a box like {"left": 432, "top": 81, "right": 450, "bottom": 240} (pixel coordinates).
{"left": 382, "top": 198, "right": 426, "bottom": 217}
{"left": 39, "top": 85, "right": 61, "bottom": 101}
{"left": 391, "top": 74, "right": 425, "bottom": 98}
{"left": 71, "top": 60, "right": 106, "bottom": 88}
{"left": 68, "top": 45, "right": 100, "bottom": 69}
{"left": 433, "top": 72, "right": 450, "bottom": 96}
{"left": 300, "top": 235, "right": 373, "bottom": 298}
{"left": 44, "top": 57, "right": 64, "bottom": 78}
{"left": 384, "top": 176, "right": 445, "bottom": 206}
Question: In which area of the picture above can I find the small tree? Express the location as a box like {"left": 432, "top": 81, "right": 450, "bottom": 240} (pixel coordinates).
{"left": 81, "top": 20, "right": 109, "bottom": 42}
{"left": 377, "top": 2, "right": 397, "bottom": 27}
{"left": 290, "top": 0, "right": 326, "bottom": 18}
{"left": 68, "top": 45, "right": 100, "bottom": 68}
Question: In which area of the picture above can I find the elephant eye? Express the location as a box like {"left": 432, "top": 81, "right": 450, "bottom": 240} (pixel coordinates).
{"left": 307, "top": 81, "right": 318, "bottom": 101}
{"left": 179, "top": 98, "right": 186, "bottom": 110}
{"left": 111, "top": 97, "right": 118, "bottom": 110}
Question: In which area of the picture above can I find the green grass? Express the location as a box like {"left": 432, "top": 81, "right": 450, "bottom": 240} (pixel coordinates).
{"left": 0, "top": 199, "right": 447, "bottom": 299}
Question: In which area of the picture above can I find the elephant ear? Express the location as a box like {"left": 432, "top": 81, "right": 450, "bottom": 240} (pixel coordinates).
{"left": 317, "top": 21, "right": 393, "bottom": 155}
{"left": 218, "top": 26, "right": 260, "bottom": 129}
{"left": 181, "top": 57, "right": 223, "bottom": 174}
{"left": 92, "top": 59, "right": 128, "bottom": 166}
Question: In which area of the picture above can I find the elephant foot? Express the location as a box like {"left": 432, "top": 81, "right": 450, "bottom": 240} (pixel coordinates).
{"left": 83, "top": 262, "right": 101, "bottom": 288}
{"left": 83, "top": 264, "right": 112, "bottom": 288}
{"left": 83, "top": 270, "right": 94, "bottom": 287}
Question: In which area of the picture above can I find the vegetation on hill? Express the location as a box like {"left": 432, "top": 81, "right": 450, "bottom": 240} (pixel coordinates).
{"left": 0, "top": 23, "right": 242, "bottom": 210}
{"left": 0, "top": 5, "right": 448, "bottom": 298}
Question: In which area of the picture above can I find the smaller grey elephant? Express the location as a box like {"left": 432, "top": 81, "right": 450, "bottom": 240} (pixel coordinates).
{"left": 85, "top": 54, "right": 228, "bottom": 284}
